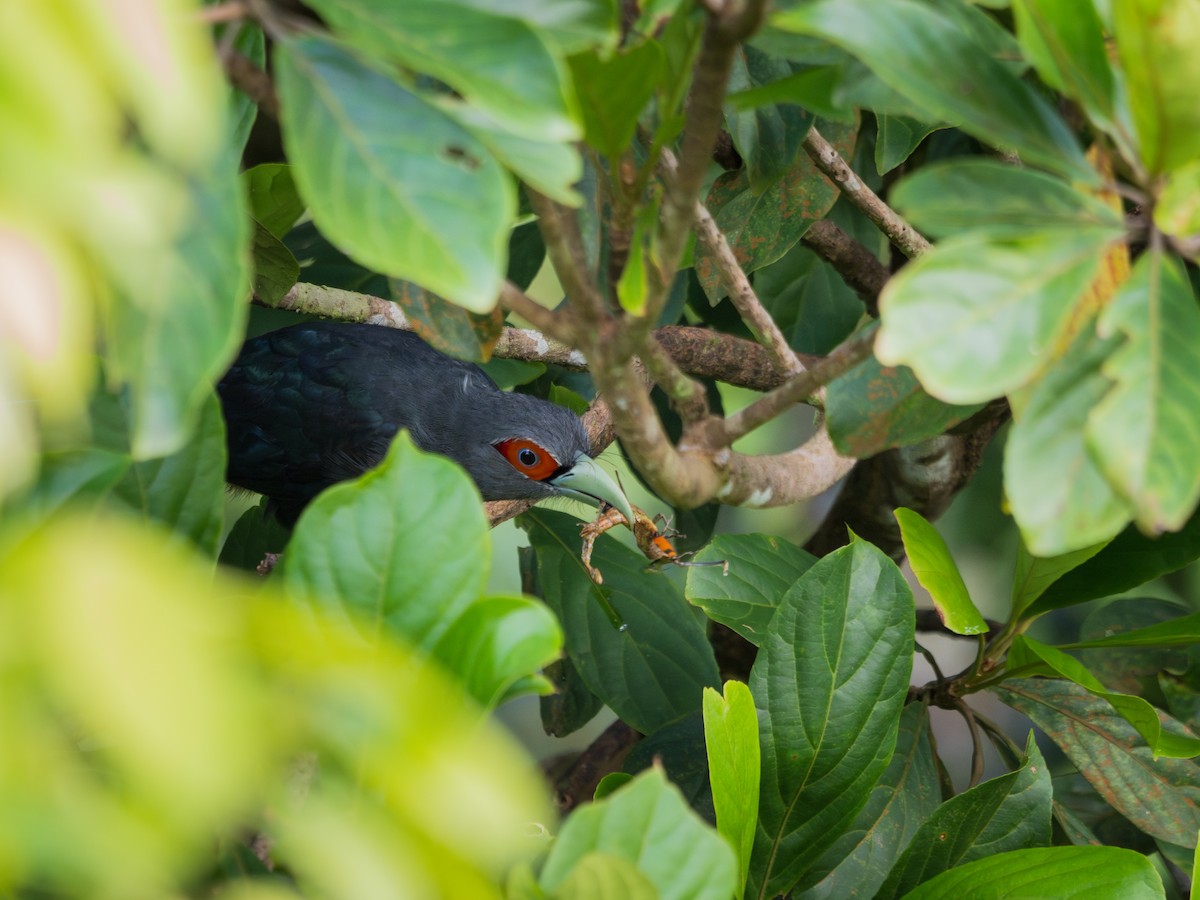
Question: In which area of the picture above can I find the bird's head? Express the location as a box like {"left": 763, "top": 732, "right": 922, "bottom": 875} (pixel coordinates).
{"left": 453, "top": 390, "right": 634, "bottom": 522}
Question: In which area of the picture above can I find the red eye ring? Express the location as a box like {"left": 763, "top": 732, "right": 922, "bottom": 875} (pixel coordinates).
{"left": 494, "top": 438, "right": 559, "bottom": 481}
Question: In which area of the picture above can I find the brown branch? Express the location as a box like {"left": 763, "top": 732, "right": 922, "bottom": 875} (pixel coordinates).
{"left": 801, "top": 219, "right": 891, "bottom": 315}
{"left": 638, "top": 336, "right": 710, "bottom": 424}
{"left": 198, "top": 1, "right": 248, "bottom": 24}
{"left": 498, "top": 281, "right": 573, "bottom": 344}
{"left": 654, "top": 325, "right": 806, "bottom": 392}
{"left": 547, "top": 719, "right": 642, "bottom": 814}
{"left": 220, "top": 48, "right": 279, "bottom": 120}
{"left": 526, "top": 189, "right": 607, "bottom": 331}
{"left": 803, "top": 128, "right": 932, "bottom": 259}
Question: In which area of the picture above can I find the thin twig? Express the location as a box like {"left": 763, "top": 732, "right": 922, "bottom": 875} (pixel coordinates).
{"left": 915, "top": 640, "right": 946, "bottom": 684}
{"left": 957, "top": 701, "right": 986, "bottom": 788}
{"left": 720, "top": 326, "right": 876, "bottom": 443}
{"left": 526, "top": 189, "right": 607, "bottom": 331}
{"left": 803, "top": 128, "right": 932, "bottom": 259}
{"left": 638, "top": 335, "right": 710, "bottom": 424}
{"left": 197, "top": 0, "right": 248, "bottom": 24}
{"left": 220, "top": 48, "right": 279, "bottom": 120}
{"left": 498, "top": 281, "right": 573, "bottom": 344}
{"left": 668, "top": 146, "right": 804, "bottom": 377}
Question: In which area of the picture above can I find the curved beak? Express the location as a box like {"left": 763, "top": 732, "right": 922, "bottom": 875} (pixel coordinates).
{"left": 549, "top": 453, "right": 635, "bottom": 524}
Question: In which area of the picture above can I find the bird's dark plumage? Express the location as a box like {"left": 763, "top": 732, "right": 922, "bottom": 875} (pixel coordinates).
{"left": 218, "top": 322, "right": 628, "bottom": 525}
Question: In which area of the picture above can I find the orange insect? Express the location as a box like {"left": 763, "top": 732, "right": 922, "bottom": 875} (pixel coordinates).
{"left": 579, "top": 503, "right": 729, "bottom": 585}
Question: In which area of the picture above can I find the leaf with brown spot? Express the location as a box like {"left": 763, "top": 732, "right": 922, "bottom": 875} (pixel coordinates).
{"left": 390, "top": 278, "right": 504, "bottom": 362}
{"left": 997, "top": 678, "right": 1200, "bottom": 847}
{"left": 695, "top": 116, "right": 859, "bottom": 303}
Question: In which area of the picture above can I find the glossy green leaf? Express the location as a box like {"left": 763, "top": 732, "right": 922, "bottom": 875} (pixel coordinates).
{"left": 218, "top": 498, "right": 291, "bottom": 573}
{"left": 538, "top": 768, "right": 738, "bottom": 900}
{"left": 895, "top": 507, "right": 987, "bottom": 635}
{"left": 748, "top": 539, "right": 914, "bottom": 899}
{"left": 623, "top": 711, "right": 713, "bottom": 822}
{"left": 1064, "top": 612, "right": 1200, "bottom": 651}
{"left": 105, "top": 390, "right": 227, "bottom": 556}
{"left": 522, "top": 509, "right": 721, "bottom": 735}
{"left": 724, "top": 46, "right": 814, "bottom": 193}
{"left": 275, "top": 36, "right": 513, "bottom": 313}
{"left": 703, "top": 682, "right": 760, "bottom": 900}
{"left": 1008, "top": 637, "right": 1200, "bottom": 758}
{"left": 753, "top": 243, "right": 866, "bottom": 355}
{"left": 999, "top": 678, "right": 1200, "bottom": 846}
{"left": 1155, "top": 161, "right": 1200, "bottom": 238}
{"left": 890, "top": 159, "right": 1124, "bottom": 239}
{"left": 1005, "top": 322, "right": 1132, "bottom": 556}
{"left": 225, "top": 22, "right": 266, "bottom": 156}
{"left": 726, "top": 65, "right": 849, "bottom": 124}
{"left": 306, "top": 0, "right": 579, "bottom": 141}
{"left": 875, "top": 733, "right": 1052, "bottom": 899}
{"left": 827, "top": 356, "right": 984, "bottom": 458}
{"left": 877, "top": 231, "right": 1114, "bottom": 404}
{"left": 684, "top": 532, "right": 817, "bottom": 645}
{"left": 875, "top": 114, "right": 942, "bottom": 175}
{"left": 431, "top": 594, "right": 562, "bottom": 708}
{"left": 539, "top": 656, "right": 603, "bottom": 738}
{"left": 1031, "top": 508, "right": 1200, "bottom": 614}
{"left": 1010, "top": 537, "right": 1110, "bottom": 619}
{"left": 793, "top": 704, "right": 941, "bottom": 900}
{"left": 1011, "top": 0, "right": 1123, "bottom": 151}
{"left": 774, "top": 0, "right": 1092, "bottom": 181}
{"left": 900, "top": 846, "right": 1165, "bottom": 900}
{"left": 1075, "top": 599, "right": 1194, "bottom": 695}
{"left": 390, "top": 278, "right": 504, "bottom": 363}
{"left": 250, "top": 220, "right": 300, "bottom": 306}
{"left": 1113, "top": 0, "right": 1200, "bottom": 175}
{"left": 283, "top": 433, "right": 490, "bottom": 651}
{"left": 696, "top": 117, "right": 857, "bottom": 302}
{"left": 1088, "top": 250, "right": 1200, "bottom": 535}
{"left": 569, "top": 40, "right": 663, "bottom": 160}
{"left": 242, "top": 164, "right": 305, "bottom": 240}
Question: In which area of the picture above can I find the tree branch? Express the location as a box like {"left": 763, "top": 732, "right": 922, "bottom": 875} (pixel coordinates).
{"left": 802, "top": 128, "right": 932, "bottom": 259}
{"left": 801, "top": 218, "right": 891, "bottom": 315}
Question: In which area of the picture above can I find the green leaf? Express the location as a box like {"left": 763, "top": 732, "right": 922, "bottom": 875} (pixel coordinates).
{"left": 1005, "top": 321, "right": 1132, "bottom": 557}
{"left": 430, "top": 594, "right": 562, "bottom": 708}
{"left": 283, "top": 432, "right": 490, "bottom": 651}
{"left": 774, "top": 0, "right": 1093, "bottom": 182}
{"left": 724, "top": 46, "right": 814, "bottom": 193}
{"left": 554, "top": 853, "right": 657, "bottom": 900}
{"left": 275, "top": 36, "right": 513, "bottom": 313}
{"left": 876, "top": 231, "right": 1115, "bottom": 404}
{"left": 105, "top": 390, "right": 227, "bottom": 555}
{"left": 242, "top": 163, "right": 305, "bottom": 239}
{"left": 890, "top": 160, "right": 1124, "bottom": 240}
{"left": 624, "top": 711, "right": 713, "bottom": 821}
{"left": 1155, "top": 160, "right": 1200, "bottom": 238}
{"left": 703, "top": 682, "right": 760, "bottom": 900}
{"left": 748, "top": 538, "right": 915, "bottom": 899}
{"left": 1008, "top": 636, "right": 1200, "bottom": 758}
{"left": 451, "top": 0, "right": 619, "bottom": 55}
{"left": 102, "top": 141, "right": 250, "bottom": 458}
{"left": 17, "top": 448, "right": 130, "bottom": 519}
{"left": 875, "top": 733, "right": 1052, "bottom": 900}
{"left": 895, "top": 507, "right": 987, "bottom": 635}
{"left": 684, "top": 532, "right": 817, "bottom": 646}
{"left": 1011, "top": 0, "right": 1123, "bottom": 153}
{"left": 726, "top": 65, "right": 850, "bottom": 124}
{"left": 899, "top": 846, "right": 1165, "bottom": 900}
{"left": 875, "top": 114, "right": 943, "bottom": 175}
{"left": 695, "top": 117, "right": 857, "bottom": 302}
{"left": 1113, "top": 0, "right": 1200, "bottom": 175}
{"left": 827, "top": 355, "right": 984, "bottom": 458}
{"left": 390, "top": 278, "right": 504, "bottom": 363}
{"left": 540, "top": 656, "right": 603, "bottom": 738}
{"left": 1064, "top": 612, "right": 1200, "bottom": 651}
{"left": 507, "top": 219, "right": 546, "bottom": 290}
{"left": 753, "top": 243, "right": 866, "bottom": 356}
{"left": 218, "top": 498, "right": 291, "bottom": 573}
{"left": 306, "top": 0, "right": 579, "bottom": 141}
{"left": 1088, "top": 250, "right": 1200, "bottom": 535}
{"left": 569, "top": 40, "right": 663, "bottom": 160}
{"left": 522, "top": 509, "right": 720, "bottom": 735}
{"left": 1032, "top": 509, "right": 1200, "bottom": 614}
{"left": 250, "top": 219, "right": 300, "bottom": 306}
{"left": 793, "top": 704, "right": 942, "bottom": 900}
{"left": 1075, "top": 599, "right": 1195, "bottom": 695}
{"left": 538, "top": 767, "right": 738, "bottom": 900}
{"left": 998, "top": 678, "right": 1200, "bottom": 846}
{"left": 1010, "top": 537, "right": 1110, "bottom": 619}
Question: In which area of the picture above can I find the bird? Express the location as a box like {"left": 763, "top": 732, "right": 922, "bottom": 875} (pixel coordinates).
{"left": 217, "top": 321, "right": 634, "bottom": 527}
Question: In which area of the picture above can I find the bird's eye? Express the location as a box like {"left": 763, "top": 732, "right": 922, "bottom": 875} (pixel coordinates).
{"left": 494, "top": 438, "right": 559, "bottom": 480}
